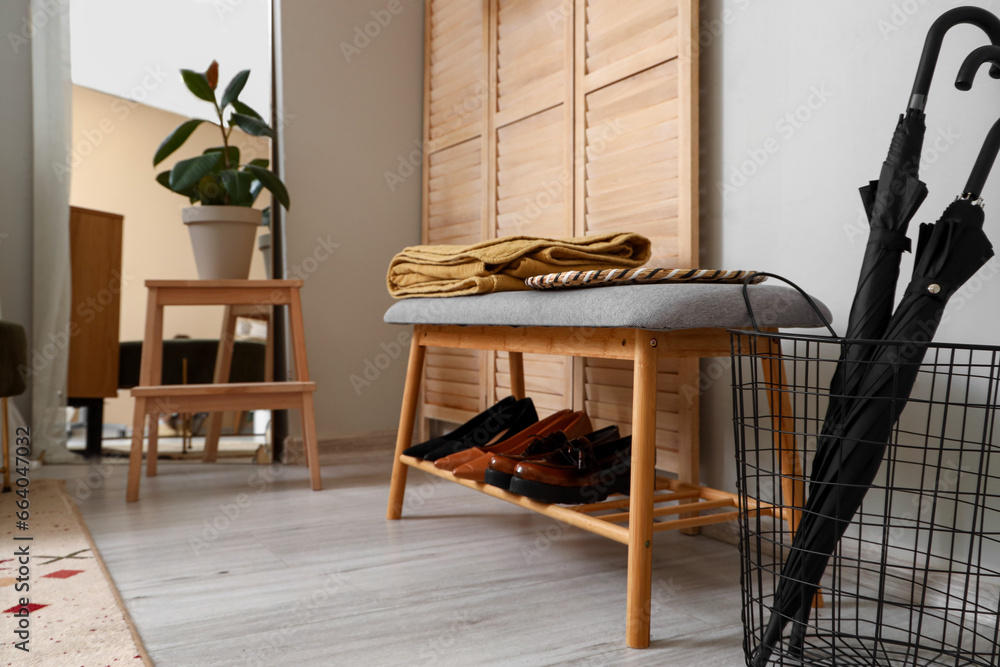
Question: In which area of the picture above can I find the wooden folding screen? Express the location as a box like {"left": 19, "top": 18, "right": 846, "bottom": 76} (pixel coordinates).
{"left": 419, "top": 0, "right": 699, "bottom": 471}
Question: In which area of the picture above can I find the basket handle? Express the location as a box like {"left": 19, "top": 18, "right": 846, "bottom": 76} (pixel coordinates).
{"left": 741, "top": 272, "right": 838, "bottom": 337}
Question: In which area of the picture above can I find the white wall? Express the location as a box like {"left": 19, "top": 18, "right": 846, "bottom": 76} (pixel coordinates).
{"left": 0, "top": 0, "right": 34, "bottom": 421}
{"left": 278, "top": 0, "right": 424, "bottom": 439}
{"left": 699, "top": 0, "right": 1000, "bottom": 490}
{"left": 70, "top": 0, "right": 272, "bottom": 120}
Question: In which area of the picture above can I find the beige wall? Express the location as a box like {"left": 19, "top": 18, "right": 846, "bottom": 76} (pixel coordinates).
{"left": 69, "top": 85, "right": 270, "bottom": 426}
{"left": 278, "top": 0, "right": 424, "bottom": 440}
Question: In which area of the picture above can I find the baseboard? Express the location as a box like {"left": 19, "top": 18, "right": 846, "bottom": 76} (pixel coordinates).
{"left": 282, "top": 430, "right": 396, "bottom": 464}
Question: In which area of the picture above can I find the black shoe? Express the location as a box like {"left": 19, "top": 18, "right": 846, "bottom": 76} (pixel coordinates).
{"left": 483, "top": 425, "right": 620, "bottom": 490}
{"left": 422, "top": 397, "right": 538, "bottom": 462}
{"left": 401, "top": 396, "right": 518, "bottom": 459}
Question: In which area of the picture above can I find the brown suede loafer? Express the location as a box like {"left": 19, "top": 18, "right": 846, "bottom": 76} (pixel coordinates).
{"left": 450, "top": 411, "right": 593, "bottom": 481}
{"left": 508, "top": 435, "right": 632, "bottom": 504}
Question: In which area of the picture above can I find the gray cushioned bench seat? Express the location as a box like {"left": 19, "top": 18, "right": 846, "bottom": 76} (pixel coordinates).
{"left": 384, "top": 283, "right": 831, "bottom": 331}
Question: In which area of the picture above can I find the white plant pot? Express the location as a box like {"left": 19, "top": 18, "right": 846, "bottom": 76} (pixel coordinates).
{"left": 182, "top": 206, "right": 262, "bottom": 280}
{"left": 258, "top": 231, "right": 272, "bottom": 278}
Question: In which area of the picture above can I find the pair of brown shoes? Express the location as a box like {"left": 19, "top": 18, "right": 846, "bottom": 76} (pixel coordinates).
{"left": 484, "top": 424, "right": 621, "bottom": 492}
{"left": 507, "top": 434, "right": 632, "bottom": 505}
{"left": 434, "top": 410, "right": 592, "bottom": 481}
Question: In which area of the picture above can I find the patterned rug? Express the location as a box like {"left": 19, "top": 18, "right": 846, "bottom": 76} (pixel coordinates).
{"left": 0, "top": 479, "right": 150, "bottom": 666}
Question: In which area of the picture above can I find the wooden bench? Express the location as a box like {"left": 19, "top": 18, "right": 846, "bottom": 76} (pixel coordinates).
{"left": 383, "top": 283, "right": 830, "bottom": 648}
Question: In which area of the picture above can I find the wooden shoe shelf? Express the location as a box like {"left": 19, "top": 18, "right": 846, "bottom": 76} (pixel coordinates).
{"left": 386, "top": 324, "right": 794, "bottom": 649}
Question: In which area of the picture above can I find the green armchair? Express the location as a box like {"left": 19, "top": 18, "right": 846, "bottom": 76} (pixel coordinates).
{"left": 0, "top": 320, "right": 28, "bottom": 491}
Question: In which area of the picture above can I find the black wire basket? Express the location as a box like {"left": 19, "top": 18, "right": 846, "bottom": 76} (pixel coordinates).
{"left": 731, "top": 328, "right": 1000, "bottom": 666}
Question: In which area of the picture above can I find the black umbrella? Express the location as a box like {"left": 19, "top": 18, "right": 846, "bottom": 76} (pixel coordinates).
{"left": 754, "top": 203, "right": 996, "bottom": 667}
{"left": 819, "top": 5, "right": 1000, "bottom": 468}
{"left": 773, "top": 200, "right": 994, "bottom": 664}
{"left": 752, "top": 20, "right": 1000, "bottom": 664}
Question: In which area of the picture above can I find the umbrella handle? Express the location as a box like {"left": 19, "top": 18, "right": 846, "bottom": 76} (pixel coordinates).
{"left": 909, "top": 6, "right": 1000, "bottom": 111}
{"left": 741, "top": 272, "right": 838, "bottom": 337}
{"left": 964, "top": 116, "right": 1000, "bottom": 201}
{"left": 955, "top": 46, "right": 1000, "bottom": 200}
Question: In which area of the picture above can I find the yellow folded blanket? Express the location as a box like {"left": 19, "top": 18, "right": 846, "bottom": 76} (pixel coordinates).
{"left": 387, "top": 232, "right": 652, "bottom": 298}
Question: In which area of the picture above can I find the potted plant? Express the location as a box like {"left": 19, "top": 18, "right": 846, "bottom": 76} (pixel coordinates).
{"left": 153, "top": 60, "right": 289, "bottom": 280}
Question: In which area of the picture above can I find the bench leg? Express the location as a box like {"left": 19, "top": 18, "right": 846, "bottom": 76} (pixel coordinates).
{"left": 387, "top": 336, "right": 426, "bottom": 520}
{"left": 507, "top": 351, "right": 525, "bottom": 400}
{"left": 678, "top": 357, "right": 701, "bottom": 535}
{"left": 127, "top": 398, "right": 147, "bottom": 502}
{"left": 626, "top": 330, "right": 657, "bottom": 648}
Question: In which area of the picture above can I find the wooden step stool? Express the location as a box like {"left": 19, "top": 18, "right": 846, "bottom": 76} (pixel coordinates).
{"left": 126, "top": 280, "right": 320, "bottom": 502}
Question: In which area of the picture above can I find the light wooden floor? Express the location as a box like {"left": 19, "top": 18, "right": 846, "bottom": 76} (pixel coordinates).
{"left": 38, "top": 451, "right": 747, "bottom": 666}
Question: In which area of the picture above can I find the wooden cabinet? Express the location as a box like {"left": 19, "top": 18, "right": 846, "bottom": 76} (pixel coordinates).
{"left": 420, "top": 0, "right": 699, "bottom": 471}
{"left": 68, "top": 206, "right": 123, "bottom": 399}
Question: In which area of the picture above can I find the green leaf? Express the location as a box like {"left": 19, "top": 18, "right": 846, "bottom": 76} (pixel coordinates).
{"left": 153, "top": 119, "right": 207, "bottom": 166}
{"left": 170, "top": 152, "right": 223, "bottom": 192}
{"left": 204, "top": 145, "right": 239, "bottom": 168}
{"left": 181, "top": 69, "right": 216, "bottom": 102}
{"left": 248, "top": 158, "right": 269, "bottom": 169}
{"left": 230, "top": 113, "right": 274, "bottom": 138}
{"left": 221, "top": 70, "right": 251, "bottom": 109}
{"left": 231, "top": 100, "right": 263, "bottom": 121}
{"left": 220, "top": 169, "right": 255, "bottom": 207}
{"left": 158, "top": 169, "right": 199, "bottom": 200}
{"left": 244, "top": 164, "right": 290, "bottom": 210}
